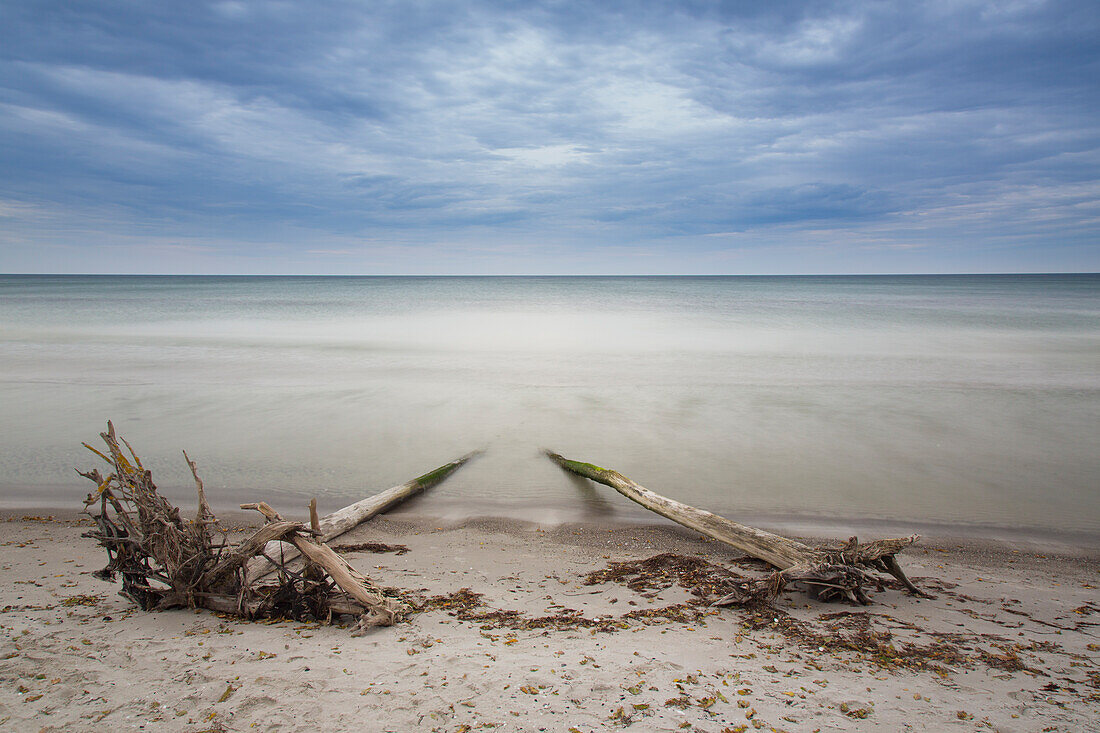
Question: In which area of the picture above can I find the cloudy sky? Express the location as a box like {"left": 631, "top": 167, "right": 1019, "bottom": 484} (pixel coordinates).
{"left": 1, "top": 0, "right": 1097, "bottom": 274}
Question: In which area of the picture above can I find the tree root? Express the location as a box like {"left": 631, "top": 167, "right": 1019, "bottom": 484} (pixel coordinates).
{"left": 79, "top": 421, "right": 470, "bottom": 631}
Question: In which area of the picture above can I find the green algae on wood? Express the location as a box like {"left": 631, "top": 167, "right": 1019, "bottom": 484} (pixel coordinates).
{"left": 544, "top": 449, "right": 927, "bottom": 606}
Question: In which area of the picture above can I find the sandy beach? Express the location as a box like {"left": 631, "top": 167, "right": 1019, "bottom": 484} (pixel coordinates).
{"left": 1, "top": 510, "right": 1097, "bottom": 732}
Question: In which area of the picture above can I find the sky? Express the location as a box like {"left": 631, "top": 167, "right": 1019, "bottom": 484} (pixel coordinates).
{"left": 0, "top": 0, "right": 1098, "bottom": 274}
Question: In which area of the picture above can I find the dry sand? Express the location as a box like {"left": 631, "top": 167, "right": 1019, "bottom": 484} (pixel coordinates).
{"left": 1, "top": 510, "right": 1097, "bottom": 732}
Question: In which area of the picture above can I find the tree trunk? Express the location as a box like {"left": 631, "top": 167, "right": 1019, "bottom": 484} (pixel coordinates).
{"left": 544, "top": 450, "right": 929, "bottom": 605}
{"left": 318, "top": 450, "right": 482, "bottom": 541}
{"left": 246, "top": 449, "right": 482, "bottom": 581}
{"left": 241, "top": 502, "right": 407, "bottom": 628}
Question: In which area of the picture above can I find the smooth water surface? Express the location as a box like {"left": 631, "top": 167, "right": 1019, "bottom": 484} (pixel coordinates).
{"left": 1, "top": 275, "right": 1097, "bottom": 538}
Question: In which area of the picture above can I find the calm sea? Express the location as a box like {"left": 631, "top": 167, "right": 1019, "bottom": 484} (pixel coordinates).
{"left": 1, "top": 275, "right": 1097, "bottom": 541}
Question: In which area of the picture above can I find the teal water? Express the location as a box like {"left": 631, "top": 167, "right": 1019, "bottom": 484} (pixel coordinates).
{"left": 1, "top": 275, "right": 1097, "bottom": 538}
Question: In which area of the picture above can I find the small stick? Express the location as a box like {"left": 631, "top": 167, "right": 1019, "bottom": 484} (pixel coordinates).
{"left": 184, "top": 450, "right": 214, "bottom": 529}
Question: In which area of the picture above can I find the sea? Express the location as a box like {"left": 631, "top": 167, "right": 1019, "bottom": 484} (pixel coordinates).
{"left": 1, "top": 274, "right": 1097, "bottom": 542}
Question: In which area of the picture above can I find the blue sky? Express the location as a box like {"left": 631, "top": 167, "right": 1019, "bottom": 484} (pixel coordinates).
{"left": 1, "top": 0, "right": 1097, "bottom": 274}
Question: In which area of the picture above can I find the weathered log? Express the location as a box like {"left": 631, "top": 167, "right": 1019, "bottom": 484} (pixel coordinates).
{"left": 545, "top": 450, "right": 929, "bottom": 605}
{"left": 196, "top": 592, "right": 364, "bottom": 619}
{"left": 245, "top": 449, "right": 482, "bottom": 580}
{"left": 201, "top": 520, "right": 304, "bottom": 588}
{"left": 241, "top": 502, "right": 407, "bottom": 628}
{"left": 318, "top": 449, "right": 482, "bottom": 541}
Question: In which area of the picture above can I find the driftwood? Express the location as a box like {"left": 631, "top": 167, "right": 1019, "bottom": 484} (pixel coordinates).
{"left": 545, "top": 450, "right": 930, "bottom": 605}
{"left": 244, "top": 448, "right": 482, "bottom": 581}
{"left": 79, "top": 422, "right": 476, "bottom": 632}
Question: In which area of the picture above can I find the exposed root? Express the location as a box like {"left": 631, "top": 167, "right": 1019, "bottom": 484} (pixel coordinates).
{"left": 80, "top": 421, "right": 405, "bottom": 630}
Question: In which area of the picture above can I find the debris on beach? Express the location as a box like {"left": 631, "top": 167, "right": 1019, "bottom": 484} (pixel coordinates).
{"left": 545, "top": 450, "right": 930, "bottom": 605}
{"left": 80, "top": 425, "right": 932, "bottom": 643}
{"left": 331, "top": 541, "right": 411, "bottom": 555}
{"left": 418, "top": 585, "right": 716, "bottom": 632}
{"left": 582, "top": 552, "right": 746, "bottom": 600}
{"left": 79, "top": 421, "right": 478, "bottom": 633}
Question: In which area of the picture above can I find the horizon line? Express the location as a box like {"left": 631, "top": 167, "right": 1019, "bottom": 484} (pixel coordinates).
{"left": 2, "top": 272, "right": 1098, "bottom": 278}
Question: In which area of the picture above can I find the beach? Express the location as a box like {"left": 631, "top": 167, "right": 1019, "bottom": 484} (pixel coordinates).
{"left": 2, "top": 510, "right": 1097, "bottom": 732}
{"left": 4, "top": 3, "right": 1099, "bottom": 730}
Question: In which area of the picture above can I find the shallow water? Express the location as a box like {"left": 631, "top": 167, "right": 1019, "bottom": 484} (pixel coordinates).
{"left": 1, "top": 274, "right": 1097, "bottom": 538}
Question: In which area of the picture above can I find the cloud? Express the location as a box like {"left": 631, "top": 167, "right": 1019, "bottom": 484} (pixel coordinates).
{"left": 0, "top": 0, "right": 1097, "bottom": 273}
